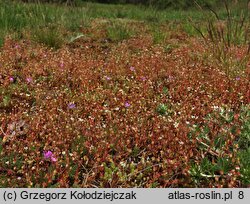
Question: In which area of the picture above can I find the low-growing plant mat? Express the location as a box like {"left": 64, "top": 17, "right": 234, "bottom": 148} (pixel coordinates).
{"left": 0, "top": 32, "right": 249, "bottom": 187}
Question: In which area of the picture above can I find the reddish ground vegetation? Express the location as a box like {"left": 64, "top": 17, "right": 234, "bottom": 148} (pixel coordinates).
{"left": 0, "top": 34, "right": 249, "bottom": 187}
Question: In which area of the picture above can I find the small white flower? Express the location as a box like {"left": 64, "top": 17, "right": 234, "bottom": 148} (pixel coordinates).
{"left": 212, "top": 105, "right": 219, "bottom": 110}
{"left": 179, "top": 141, "right": 184, "bottom": 145}
{"left": 174, "top": 122, "right": 179, "bottom": 128}
{"left": 120, "top": 161, "right": 126, "bottom": 167}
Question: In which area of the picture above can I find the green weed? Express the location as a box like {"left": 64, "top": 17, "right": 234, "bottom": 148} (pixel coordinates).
{"left": 238, "top": 148, "right": 250, "bottom": 186}
{"left": 190, "top": 1, "right": 250, "bottom": 77}
{"left": 236, "top": 105, "right": 250, "bottom": 185}
{"left": 32, "top": 26, "right": 65, "bottom": 49}
{"left": 189, "top": 104, "right": 250, "bottom": 186}
{"left": 106, "top": 21, "right": 134, "bottom": 41}
{"left": 156, "top": 104, "right": 168, "bottom": 115}
{"left": 151, "top": 25, "right": 167, "bottom": 44}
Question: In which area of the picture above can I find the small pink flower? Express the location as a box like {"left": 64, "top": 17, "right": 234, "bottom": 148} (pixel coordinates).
{"left": 60, "top": 62, "right": 64, "bottom": 68}
{"left": 68, "top": 103, "right": 76, "bottom": 109}
{"left": 141, "top": 76, "right": 146, "bottom": 81}
{"left": 9, "top": 77, "right": 14, "bottom": 82}
{"left": 104, "top": 76, "right": 111, "bottom": 80}
{"left": 43, "top": 151, "right": 53, "bottom": 159}
{"left": 125, "top": 102, "right": 131, "bottom": 108}
{"left": 51, "top": 156, "right": 57, "bottom": 162}
{"left": 26, "top": 77, "right": 32, "bottom": 83}
{"left": 43, "top": 150, "right": 57, "bottom": 162}
{"left": 167, "top": 75, "right": 174, "bottom": 82}
{"left": 130, "top": 66, "right": 135, "bottom": 72}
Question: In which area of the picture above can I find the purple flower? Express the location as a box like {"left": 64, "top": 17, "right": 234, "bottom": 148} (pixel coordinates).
{"left": 50, "top": 156, "right": 57, "bottom": 162}
{"left": 43, "top": 151, "right": 53, "bottom": 159}
{"left": 43, "top": 150, "right": 57, "bottom": 162}
{"left": 125, "top": 102, "right": 131, "bottom": 108}
{"left": 60, "top": 62, "right": 64, "bottom": 68}
{"left": 26, "top": 77, "right": 32, "bottom": 83}
{"left": 9, "top": 77, "right": 14, "bottom": 82}
{"left": 236, "top": 76, "right": 240, "bottom": 81}
{"left": 104, "top": 76, "right": 111, "bottom": 80}
{"left": 130, "top": 66, "right": 135, "bottom": 72}
{"left": 68, "top": 103, "right": 76, "bottom": 109}
{"left": 15, "top": 44, "right": 19, "bottom": 49}
{"left": 141, "top": 76, "right": 146, "bottom": 81}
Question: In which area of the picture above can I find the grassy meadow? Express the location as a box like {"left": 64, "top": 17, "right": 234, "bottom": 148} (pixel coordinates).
{"left": 0, "top": 0, "right": 249, "bottom": 187}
